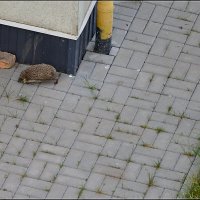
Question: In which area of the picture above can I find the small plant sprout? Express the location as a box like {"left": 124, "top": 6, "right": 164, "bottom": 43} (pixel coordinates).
{"left": 115, "top": 113, "right": 120, "bottom": 122}
{"left": 154, "top": 160, "right": 161, "bottom": 169}
{"left": 167, "top": 105, "right": 173, "bottom": 113}
{"left": 78, "top": 186, "right": 85, "bottom": 199}
{"left": 83, "top": 77, "right": 97, "bottom": 92}
{"left": 5, "top": 88, "right": 14, "bottom": 102}
{"left": 147, "top": 173, "right": 154, "bottom": 187}
{"left": 140, "top": 124, "right": 149, "bottom": 129}
{"left": 154, "top": 127, "right": 165, "bottom": 134}
{"left": 149, "top": 74, "right": 154, "bottom": 83}
{"left": 142, "top": 143, "right": 153, "bottom": 148}
{"left": 183, "top": 151, "right": 195, "bottom": 157}
{"left": 16, "top": 95, "right": 29, "bottom": 104}
{"left": 126, "top": 157, "right": 132, "bottom": 163}
{"left": 96, "top": 187, "right": 103, "bottom": 194}
{"left": 93, "top": 94, "right": 98, "bottom": 100}
{"left": 106, "top": 134, "right": 113, "bottom": 140}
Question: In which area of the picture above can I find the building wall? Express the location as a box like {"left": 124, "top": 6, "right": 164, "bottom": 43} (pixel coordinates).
{"left": 0, "top": 1, "right": 92, "bottom": 36}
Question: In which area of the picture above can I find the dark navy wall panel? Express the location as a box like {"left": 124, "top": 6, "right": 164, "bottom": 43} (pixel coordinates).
{"left": 0, "top": 5, "right": 96, "bottom": 75}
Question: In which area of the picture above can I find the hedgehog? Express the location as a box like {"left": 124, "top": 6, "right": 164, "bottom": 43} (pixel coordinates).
{"left": 18, "top": 64, "right": 61, "bottom": 84}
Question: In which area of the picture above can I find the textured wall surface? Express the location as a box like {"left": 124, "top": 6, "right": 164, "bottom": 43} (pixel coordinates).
{"left": 0, "top": 1, "right": 92, "bottom": 36}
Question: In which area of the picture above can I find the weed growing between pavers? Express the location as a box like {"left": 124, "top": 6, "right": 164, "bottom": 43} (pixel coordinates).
{"left": 147, "top": 173, "right": 154, "bottom": 187}
{"left": 78, "top": 186, "right": 85, "bottom": 199}
{"left": 16, "top": 95, "right": 29, "bottom": 104}
{"left": 153, "top": 160, "right": 161, "bottom": 169}
{"left": 154, "top": 127, "right": 165, "bottom": 134}
{"left": 182, "top": 170, "right": 200, "bottom": 199}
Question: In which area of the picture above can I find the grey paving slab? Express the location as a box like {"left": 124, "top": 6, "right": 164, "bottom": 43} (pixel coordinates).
{"left": 0, "top": 1, "right": 200, "bottom": 199}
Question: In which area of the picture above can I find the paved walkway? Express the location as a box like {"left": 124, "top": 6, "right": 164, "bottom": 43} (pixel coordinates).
{"left": 0, "top": 1, "right": 200, "bottom": 199}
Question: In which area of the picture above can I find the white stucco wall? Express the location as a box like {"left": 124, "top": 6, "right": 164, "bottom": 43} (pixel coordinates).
{"left": 0, "top": 1, "right": 93, "bottom": 37}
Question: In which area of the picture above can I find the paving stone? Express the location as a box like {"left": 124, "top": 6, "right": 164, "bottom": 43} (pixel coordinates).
{"left": 78, "top": 152, "right": 98, "bottom": 171}
{"left": 111, "top": 130, "right": 140, "bottom": 144}
{"left": 94, "top": 99, "right": 123, "bottom": 113}
{"left": 0, "top": 190, "right": 13, "bottom": 199}
{"left": 95, "top": 119, "right": 115, "bottom": 137}
{"left": 113, "top": 48, "right": 133, "bottom": 67}
{"left": 93, "top": 164, "right": 123, "bottom": 178}
{"left": 150, "top": 38, "right": 170, "bottom": 56}
{"left": 144, "top": 21, "right": 162, "bottom": 36}
{"left": 136, "top": 2, "right": 155, "bottom": 20}
{"left": 153, "top": 132, "right": 173, "bottom": 150}
{"left": 158, "top": 29, "right": 188, "bottom": 43}
{"left": 133, "top": 71, "right": 152, "bottom": 90}
{"left": 102, "top": 140, "right": 121, "bottom": 157}
{"left": 109, "top": 66, "right": 138, "bottom": 79}
{"left": 116, "top": 142, "right": 134, "bottom": 161}
{"left": 154, "top": 177, "right": 182, "bottom": 191}
{"left": 1, "top": 154, "right": 31, "bottom": 168}
{"left": 122, "top": 39, "right": 151, "bottom": 53}
{"left": 112, "top": 86, "right": 131, "bottom": 104}
{"left": 175, "top": 155, "right": 193, "bottom": 173}
{"left": 151, "top": 5, "right": 169, "bottom": 23}
{"left": 161, "top": 189, "right": 178, "bottom": 199}
{"left": 62, "top": 187, "right": 79, "bottom": 199}
{"left": 26, "top": 160, "right": 46, "bottom": 178}
{"left": 114, "top": 187, "right": 144, "bottom": 199}
{"left": 101, "top": 176, "right": 119, "bottom": 195}
{"left": 131, "top": 153, "right": 158, "bottom": 166}
{"left": 133, "top": 109, "right": 152, "bottom": 126}
{"left": 143, "top": 63, "right": 172, "bottom": 76}
{"left": 122, "top": 162, "right": 141, "bottom": 181}
{"left": 165, "top": 16, "right": 194, "bottom": 30}
{"left": 155, "top": 168, "right": 185, "bottom": 182}
{"left": 40, "top": 163, "right": 60, "bottom": 182}
{"left": 139, "top": 129, "right": 157, "bottom": 146}
{"left": 114, "top": 5, "right": 137, "bottom": 17}
{"left": 112, "top": 28, "right": 127, "bottom": 47}
{"left": 119, "top": 106, "right": 137, "bottom": 124}
{"left": 126, "top": 32, "right": 155, "bottom": 45}
{"left": 6, "top": 137, "right": 26, "bottom": 156}
{"left": 81, "top": 190, "right": 111, "bottom": 199}
{"left": 84, "top": 51, "right": 114, "bottom": 65}
{"left": 170, "top": 61, "right": 190, "bottom": 80}
{"left": 179, "top": 53, "right": 200, "bottom": 65}
{"left": 129, "top": 18, "right": 148, "bottom": 33}
{"left": 85, "top": 173, "right": 105, "bottom": 191}
{"left": 148, "top": 75, "right": 168, "bottom": 93}
{"left": 60, "top": 166, "right": 90, "bottom": 180}
{"left": 186, "top": 64, "right": 200, "bottom": 83}
{"left": 43, "top": 126, "right": 63, "bottom": 146}
{"left": 105, "top": 74, "right": 135, "bottom": 88}
{"left": 73, "top": 141, "right": 102, "bottom": 154}
{"left": 76, "top": 60, "right": 95, "bottom": 78}
{"left": 60, "top": 93, "right": 80, "bottom": 112}
{"left": 17, "top": 185, "right": 47, "bottom": 199}
{"left": 36, "top": 87, "right": 65, "bottom": 100}
{"left": 175, "top": 118, "right": 195, "bottom": 136}
{"left": 113, "top": 18, "right": 131, "bottom": 30}
{"left": 2, "top": 174, "right": 21, "bottom": 193}
{"left": 127, "top": 51, "right": 147, "bottom": 70}
{"left": 81, "top": 116, "right": 101, "bottom": 134}
{"left": 161, "top": 151, "right": 180, "bottom": 170}
{"left": 46, "top": 183, "right": 66, "bottom": 199}
{"left": 21, "top": 177, "right": 52, "bottom": 191}
{"left": 114, "top": 13, "right": 133, "bottom": 23}
{"left": 144, "top": 186, "right": 164, "bottom": 199}
{"left": 20, "top": 140, "right": 40, "bottom": 159}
